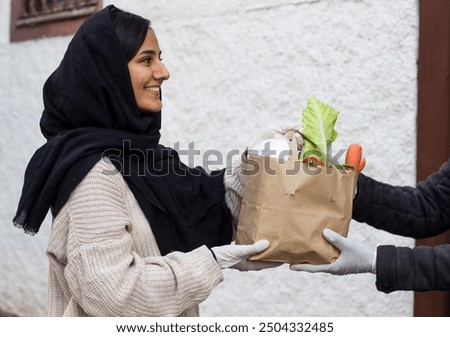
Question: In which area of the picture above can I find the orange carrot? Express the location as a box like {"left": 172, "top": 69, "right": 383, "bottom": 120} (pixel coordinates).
{"left": 345, "top": 143, "right": 362, "bottom": 170}
{"left": 302, "top": 156, "right": 324, "bottom": 166}
{"left": 357, "top": 157, "right": 366, "bottom": 172}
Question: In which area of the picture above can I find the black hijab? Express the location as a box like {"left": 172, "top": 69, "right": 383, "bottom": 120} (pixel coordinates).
{"left": 13, "top": 5, "right": 232, "bottom": 255}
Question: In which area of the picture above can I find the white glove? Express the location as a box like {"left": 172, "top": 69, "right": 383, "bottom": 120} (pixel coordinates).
{"left": 211, "top": 240, "right": 282, "bottom": 271}
{"left": 290, "top": 229, "right": 377, "bottom": 275}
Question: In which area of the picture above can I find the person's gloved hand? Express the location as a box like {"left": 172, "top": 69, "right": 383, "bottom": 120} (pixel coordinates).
{"left": 211, "top": 240, "right": 282, "bottom": 271}
{"left": 289, "top": 229, "right": 377, "bottom": 275}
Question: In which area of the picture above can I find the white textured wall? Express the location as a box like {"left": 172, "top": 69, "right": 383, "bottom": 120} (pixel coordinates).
{"left": 0, "top": 0, "right": 418, "bottom": 316}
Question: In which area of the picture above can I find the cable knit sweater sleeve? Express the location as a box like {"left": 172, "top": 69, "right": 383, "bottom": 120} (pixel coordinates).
{"left": 223, "top": 152, "right": 247, "bottom": 232}
{"left": 55, "top": 159, "right": 223, "bottom": 317}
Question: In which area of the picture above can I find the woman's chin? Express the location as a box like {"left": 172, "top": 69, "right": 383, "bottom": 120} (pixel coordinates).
{"left": 139, "top": 104, "right": 162, "bottom": 114}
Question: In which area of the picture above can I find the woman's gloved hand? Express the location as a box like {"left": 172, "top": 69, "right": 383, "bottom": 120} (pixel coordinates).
{"left": 290, "top": 229, "right": 377, "bottom": 275}
{"left": 211, "top": 240, "right": 282, "bottom": 271}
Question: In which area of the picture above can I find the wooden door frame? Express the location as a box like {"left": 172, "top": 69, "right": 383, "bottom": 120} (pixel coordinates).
{"left": 415, "top": 0, "right": 450, "bottom": 317}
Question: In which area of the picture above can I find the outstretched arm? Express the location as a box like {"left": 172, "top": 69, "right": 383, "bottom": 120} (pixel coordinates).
{"left": 352, "top": 158, "right": 450, "bottom": 238}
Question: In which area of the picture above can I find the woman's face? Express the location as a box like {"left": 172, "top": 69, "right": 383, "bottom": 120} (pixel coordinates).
{"left": 128, "top": 29, "right": 170, "bottom": 113}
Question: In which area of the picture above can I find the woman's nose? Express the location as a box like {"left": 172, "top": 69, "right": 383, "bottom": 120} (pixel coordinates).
{"left": 154, "top": 61, "right": 170, "bottom": 81}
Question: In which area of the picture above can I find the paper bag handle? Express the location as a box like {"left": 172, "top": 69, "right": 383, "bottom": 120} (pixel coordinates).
{"left": 283, "top": 130, "right": 301, "bottom": 195}
{"left": 283, "top": 130, "right": 301, "bottom": 159}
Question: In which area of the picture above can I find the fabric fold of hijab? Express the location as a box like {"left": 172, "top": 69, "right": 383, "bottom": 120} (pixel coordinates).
{"left": 13, "top": 5, "right": 232, "bottom": 255}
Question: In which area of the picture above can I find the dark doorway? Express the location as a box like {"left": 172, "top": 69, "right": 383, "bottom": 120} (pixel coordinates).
{"left": 415, "top": 0, "right": 450, "bottom": 317}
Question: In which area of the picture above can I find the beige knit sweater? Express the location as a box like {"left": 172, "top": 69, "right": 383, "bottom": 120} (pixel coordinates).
{"left": 46, "top": 157, "right": 245, "bottom": 317}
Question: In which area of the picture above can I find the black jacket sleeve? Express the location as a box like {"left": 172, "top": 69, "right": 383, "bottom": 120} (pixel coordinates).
{"left": 376, "top": 244, "right": 450, "bottom": 293}
{"left": 352, "top": 158, "right": 450, "bottom": 293}
{"left": 352, "top": 159, "right": 450, "bottom": 238}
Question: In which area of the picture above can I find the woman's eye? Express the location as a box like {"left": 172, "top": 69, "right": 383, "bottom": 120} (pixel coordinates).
{"left": 140, "top": 56, "right": 163, "bottom": 64}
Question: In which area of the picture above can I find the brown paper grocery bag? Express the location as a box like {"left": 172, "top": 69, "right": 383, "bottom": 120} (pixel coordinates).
{"left": 235, "top": 132, "right": 359, "bottom": 264}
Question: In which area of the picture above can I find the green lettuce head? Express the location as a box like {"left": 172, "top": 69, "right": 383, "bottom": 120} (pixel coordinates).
{"left": 301, "top": 97, "right": 339, "bottom": 166}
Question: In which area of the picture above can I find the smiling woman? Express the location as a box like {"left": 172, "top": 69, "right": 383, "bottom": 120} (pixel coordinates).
{"left": 12, "top": 5, "right": 278, "bottom": 317}
{"left": 127, "top": 29, "right": 170, "bottom": 113}
{"left": 111, "top": 6, "right": 170, "bottom": 113}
